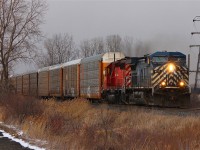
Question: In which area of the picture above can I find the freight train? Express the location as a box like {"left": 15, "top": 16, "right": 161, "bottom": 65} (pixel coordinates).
{"left": 9, "top": 51, "right": 191, "bottom": 107}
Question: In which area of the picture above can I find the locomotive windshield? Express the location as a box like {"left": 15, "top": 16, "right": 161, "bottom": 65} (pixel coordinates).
{"left": 152, "top": 57, "right": 168, "bottom": 63}
{"left": 152, "top": 56, "right": 186, "bottom": 66}
{"left": 150, "top": 52, "right": 187, "bottom": 66}
{"left": 168, "top": 57, "right": 186, "bottom": 64}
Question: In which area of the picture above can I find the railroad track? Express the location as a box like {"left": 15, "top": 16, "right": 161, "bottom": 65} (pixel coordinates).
{"left": 91, "top": 103, "right": 200, "bottom": 116}
{"left": 147, "top": 106, "right": 200, "bottom": 116}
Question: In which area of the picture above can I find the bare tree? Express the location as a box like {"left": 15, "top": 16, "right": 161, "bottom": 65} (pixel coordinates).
{"left": 91, "top": 37, "right": 104, "bottom": 55}
{"left": 106, "top": 34, "right": 122, "bottom": 52}
{"left": 122, "top": 36, "right": 134, "bottom": 56}
{"left": 80, "top": 37, "right": 104, "bottom": 57}
{"left": 122, "top": 36, "right": 153, "bottom": 57}
{"left": 134, "top": 40, "right": 152, "bottom": 57}
{"left": 37, "top": 33, "right": 76, "bottom": 67}
{"left": 0, "top": 0, "right": 47, "bottom": 81}
{"left": 80, "top": 40, "right": 91, "bottom": 58}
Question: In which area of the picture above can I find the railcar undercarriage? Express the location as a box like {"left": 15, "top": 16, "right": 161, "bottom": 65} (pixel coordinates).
{"left": 102, "top": 87, "right": 191, "bottom": 108}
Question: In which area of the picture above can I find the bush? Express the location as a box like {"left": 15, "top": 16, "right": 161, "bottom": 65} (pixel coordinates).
{"left": 47, "top": 113, "right": 65, "bottom": 135}
{"left": 0, "top": 94, "right": 43, "bottom": 122}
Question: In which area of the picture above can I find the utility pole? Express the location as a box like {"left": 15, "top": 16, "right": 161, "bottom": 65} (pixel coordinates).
{"left": 189, "top": 45, "right": 200, "bottom": 90}
{"left": 190, "top": 16, "right": 200, "bottom": 91}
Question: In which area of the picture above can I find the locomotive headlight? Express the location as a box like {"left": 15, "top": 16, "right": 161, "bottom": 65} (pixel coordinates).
{"left": 179, "top": 81, "right": 185, "bottom": 87}
{"left": 161, "top": 81, "right": 166, "bottom": 87}
{"left": 168, "top": 63, "right": 175, "bottom": 73}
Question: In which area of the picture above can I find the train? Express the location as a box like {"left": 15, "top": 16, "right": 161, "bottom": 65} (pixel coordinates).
{"left": 9, "top": 51, "right": 191, "bottom": 107}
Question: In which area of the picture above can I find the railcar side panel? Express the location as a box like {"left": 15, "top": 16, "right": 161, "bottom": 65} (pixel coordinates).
{"left": 38, "top": 71, "right": 49, "bottom": 97}
{"left": 16, "top": 76, "right": 23, "bottom": 94}
{"left": 63, "top": 65, "right": 79, "bottom": 98}
{"left": 78, "top": 64, "right": 80, "bottom": 97}
{"left": 80, "top": 60, "right": 101, "bottom": 99}
{"left": 49, "top": 68, "right": 63, "bottom": 97}
{"left": 10, "top": 77, "right": 17, "bottom": 93}
{"left": 22, "top": 74, "right": 30, "bottom": 96}
{"left": 30, "top": 73, "right": 38, "bottom": 96}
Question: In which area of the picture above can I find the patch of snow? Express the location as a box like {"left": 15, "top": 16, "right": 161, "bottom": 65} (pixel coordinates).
{"left": 0, "top": 129, "right": 45, "bottom": 150}
{"left": 18, "top": 131, "right": 23, "bottom": 136}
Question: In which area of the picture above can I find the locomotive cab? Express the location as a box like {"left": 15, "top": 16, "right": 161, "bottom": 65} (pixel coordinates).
{"left": 104, "top": 58, "right": 135, "bottom": 89}
{"left": 150, "top": 51, "right": 190, "bottom": 107}
{"left": 150, "top": 52, "right": 188, "bottom": 89}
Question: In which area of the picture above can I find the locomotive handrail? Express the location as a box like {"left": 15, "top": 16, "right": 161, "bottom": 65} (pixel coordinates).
{"left": 130, "top": 75, "right": 152, "bottom": 88}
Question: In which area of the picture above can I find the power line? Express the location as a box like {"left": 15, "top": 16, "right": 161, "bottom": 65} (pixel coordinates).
{"left": 193, "top": 16, "right": 200, "bottom": 22}
{"left": 190, "top": 16, "right": 200, "bottom": 91}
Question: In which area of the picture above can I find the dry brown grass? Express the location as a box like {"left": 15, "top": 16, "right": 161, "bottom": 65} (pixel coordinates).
{"left": 0, "top": 94, "right": 43, "bottom": 123}
{"left": 0, "top": 95, "right": 200, "bottom": 149}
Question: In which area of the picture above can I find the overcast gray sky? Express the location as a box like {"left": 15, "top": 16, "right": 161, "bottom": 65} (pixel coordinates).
{"left": 17, "top": 0, "right": 200, "bottom": 83}
{"left": 42, "top": 0, "right": 199, "bottom": 42}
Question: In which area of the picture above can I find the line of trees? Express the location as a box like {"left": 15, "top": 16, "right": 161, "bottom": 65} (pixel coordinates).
{"left": 36, "top": 34, "right": 139, "bottom": 68}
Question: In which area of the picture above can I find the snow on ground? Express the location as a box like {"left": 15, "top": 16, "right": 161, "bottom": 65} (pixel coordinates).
{"left": 0, "top": 122, "right": 46, "bottom": 150}
{"left": 0, "top": 129, "right": 45, "bottom": 150}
